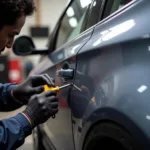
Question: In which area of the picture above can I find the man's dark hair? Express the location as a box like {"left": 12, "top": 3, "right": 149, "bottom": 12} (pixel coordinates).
{"left": 0, "top": 0, "right": 35, "bottom": 29}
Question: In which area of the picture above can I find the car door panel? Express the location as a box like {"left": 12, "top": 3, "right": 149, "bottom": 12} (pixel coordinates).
{"left": 38, "top": 28, "right": 93, "bottom": 150}
{"left": 29, "top": 0, "right": 94, "bottom": 148}
{"left": 29, "top": 55, "right": 54, "bottom": 76}
{"left": 70, "top": 0, "right": 150, "bottom": 150}
{"left": 29, "top": 0, "right": 150, "bottom": 149}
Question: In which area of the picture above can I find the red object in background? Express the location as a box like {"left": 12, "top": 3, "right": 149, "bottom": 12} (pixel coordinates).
{"left": 8, "top": 59, "right": 22, "bottom": 84}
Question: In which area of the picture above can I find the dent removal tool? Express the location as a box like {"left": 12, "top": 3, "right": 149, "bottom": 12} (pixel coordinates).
{"left": 44, "top": 83, "right": 81, "bottom": 118}
{"left": 44, "top": 84, "right": 72, "bottom": 118}
{"left": 44, "top": 84, "right": 71, "bottom": 93}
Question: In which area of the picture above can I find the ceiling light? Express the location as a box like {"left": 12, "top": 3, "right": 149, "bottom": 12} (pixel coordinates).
{"left": 80, "top": 0, "right": 92, "bottom": 8}
{"left": 69, "top": 17, "right": 78, "bottom": 28}
{"left": 67, "top": 7, "right": 75, "bottom": 17}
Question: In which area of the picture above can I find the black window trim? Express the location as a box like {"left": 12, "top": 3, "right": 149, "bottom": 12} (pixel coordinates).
{"left": 80, "top": 2, "right": 93, "bottom": 33}
{"left": 99, "top": 0, "right": 138, "bottom": 24}
{"left": 85, "top": 0, "right": 107, "bottom": 30}
{"left": 82, "top": 0, "right": 138, "bottom": 33}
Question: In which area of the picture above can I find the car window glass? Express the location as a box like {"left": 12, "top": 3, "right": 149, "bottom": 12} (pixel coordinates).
{"left": 103, "top": 0, "right": 132, "bottom": 19}
{"left": 67, "top": 12, "right": 86, "bottom": 41}
{"left": 56, "top": 0, "right": 92, "bottom": 49}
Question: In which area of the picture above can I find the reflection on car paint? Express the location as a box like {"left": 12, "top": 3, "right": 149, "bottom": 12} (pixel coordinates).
{"left": 93, "top": 19, "right": 136, "bottom": 47}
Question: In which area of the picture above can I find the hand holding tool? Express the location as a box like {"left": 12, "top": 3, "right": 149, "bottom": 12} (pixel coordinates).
{"left": 44, "top": 84, "right": 71, "bottom": 92}
{"left": 44, "top": 84, "right": 71, "bottom": 118}
{"left": 22, "top": 90, "right": 58, "bottom": 128}
{"left": 12, "top": 74, "right": 54, "bottom": 105}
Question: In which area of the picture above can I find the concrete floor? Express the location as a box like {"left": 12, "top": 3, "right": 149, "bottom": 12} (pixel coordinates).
{"left": 0, "top": 106, "right": 33, "bottom": 150}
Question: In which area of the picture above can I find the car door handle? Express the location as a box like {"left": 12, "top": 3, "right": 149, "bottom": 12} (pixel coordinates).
{"left": 56, "top": 68, "right": 74, "bottom": 79}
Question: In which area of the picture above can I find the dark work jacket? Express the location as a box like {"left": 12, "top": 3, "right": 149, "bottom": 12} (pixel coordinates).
{"left": 0, "top": 83, "right": 32, "bottom": 150}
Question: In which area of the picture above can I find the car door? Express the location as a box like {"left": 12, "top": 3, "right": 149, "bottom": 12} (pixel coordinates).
{"left": 40, "top": 0, "right": 94, "bottom": 150}
{"left": 68, "top": 0, "right": 106, "bottom": 149}
{"left": 70, "top": 0, "right": 141, "bottom": 149}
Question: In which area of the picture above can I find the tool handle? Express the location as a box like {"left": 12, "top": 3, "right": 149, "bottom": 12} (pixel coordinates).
{"left": 44, "top": 85, "right": 58, "bottom": 119}
{"left": 44, "top": 85, "right": 59, "bottom": 92}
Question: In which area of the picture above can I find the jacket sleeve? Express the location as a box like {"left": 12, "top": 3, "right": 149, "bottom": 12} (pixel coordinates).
{"left": 0, "top": 113, "right": 32, "bottom": 150}
{"left": 0, "top": 83, "right": 22, "bottom": 111}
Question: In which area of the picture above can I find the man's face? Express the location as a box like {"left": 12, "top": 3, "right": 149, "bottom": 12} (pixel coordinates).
{"left": 0, "top": 15, "right": 26, "bottom": 54}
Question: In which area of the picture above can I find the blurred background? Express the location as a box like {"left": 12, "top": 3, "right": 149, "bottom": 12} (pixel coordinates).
{"left": 1, "top": 0, "right": 68, "bottom": 83}
{"left": 0, "top": 0, "right": 68, "bottom": 149}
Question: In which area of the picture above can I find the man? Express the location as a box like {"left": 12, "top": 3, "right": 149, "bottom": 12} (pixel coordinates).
{"left": 0, "top": 0, "right": 58, "bottom": 149}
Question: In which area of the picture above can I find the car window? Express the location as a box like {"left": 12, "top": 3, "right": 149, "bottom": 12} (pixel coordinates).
{"left": 103, "top": 0, "right": 132, "bottom": 19}
{"left": 56, "top": 0, "right": 92, "bottom": 49}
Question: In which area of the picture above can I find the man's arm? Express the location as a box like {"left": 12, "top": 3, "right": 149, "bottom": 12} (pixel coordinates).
{"left": 0, "top": 83, "right": 22, "bottom": 112}
{"left": 0, "top": 113, "right": 32, "bottom": 150}
{"left": 0, "top": 74, "right": 54, "bottom": 112}
{"left": 0, "top": 89, "right": 58, "bottom": 150}
{"left": 0, "top": 74, "right": 55, "bottom": 112}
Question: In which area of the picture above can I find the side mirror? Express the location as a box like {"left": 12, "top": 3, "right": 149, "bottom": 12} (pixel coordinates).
{"left": 13, "top": 36, "right": 49, "bottom": 56}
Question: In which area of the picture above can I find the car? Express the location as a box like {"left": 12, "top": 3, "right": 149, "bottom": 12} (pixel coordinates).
{"left": 13, "top": 0, "right": 150, "bottom": 149}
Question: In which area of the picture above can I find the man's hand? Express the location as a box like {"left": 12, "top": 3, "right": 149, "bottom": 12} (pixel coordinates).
{"left": 22, "top": 90, "right": 58, "bottom": 128}
{"left": 12, "top": 74, "right": 54, "bottom": 105}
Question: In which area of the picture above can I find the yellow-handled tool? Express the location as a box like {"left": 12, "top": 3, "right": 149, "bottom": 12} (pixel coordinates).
{"left": 44, "top": 84, "right": 71, "bottom": 92}
{"left": 44, "top": 84, "right": 71, "bottom": 119}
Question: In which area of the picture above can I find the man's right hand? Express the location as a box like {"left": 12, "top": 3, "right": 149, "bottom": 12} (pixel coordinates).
{"left": 22, "top": 90, "right": 58, "bottom": 128}
{"left": 12, "top": 74, "right": 55, "bottom": 105}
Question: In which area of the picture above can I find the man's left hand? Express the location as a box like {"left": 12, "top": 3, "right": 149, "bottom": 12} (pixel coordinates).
{"left": 11, "top": 74, "right": 54, "bottom": 105}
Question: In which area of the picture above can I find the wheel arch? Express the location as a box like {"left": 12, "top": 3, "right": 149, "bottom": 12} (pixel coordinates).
{"left": 80, "top": 107, "right": 150, "bottom": 150}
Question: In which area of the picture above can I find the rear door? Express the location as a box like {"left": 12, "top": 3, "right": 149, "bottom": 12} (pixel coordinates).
{"left": 41, "top": 1, "right": 94, "bottom": 149}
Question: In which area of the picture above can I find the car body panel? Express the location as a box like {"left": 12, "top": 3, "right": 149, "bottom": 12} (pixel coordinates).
{"left": 32, "top": 28, "right": 94, "bottom": 150}
{"left": 31, "top": 0, "right": 150, "bottom": 149}
{"left": 29, "top": 55, "right": 54, "bottom": 76}
{"left": 69, "top": 0, "right": 150, "bottom": 149}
